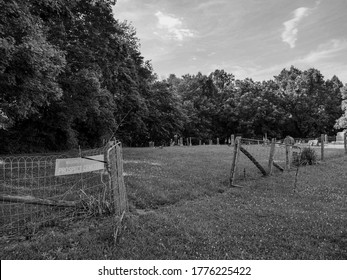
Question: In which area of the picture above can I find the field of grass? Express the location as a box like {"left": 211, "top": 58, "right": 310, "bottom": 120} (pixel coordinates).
{"left": 0, "top": 145, "right": 346, "bottom": 259}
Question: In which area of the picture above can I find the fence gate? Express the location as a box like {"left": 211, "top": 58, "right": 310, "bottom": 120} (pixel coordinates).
{"left": 0, "top": 142, "right": 127, "bottom": 237}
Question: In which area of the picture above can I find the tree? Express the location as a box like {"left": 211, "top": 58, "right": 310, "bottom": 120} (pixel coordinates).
{"left": 0, "top": 0, "right": 160, "bottom": 152}
{"left": 0, "top": 0, "right": 65, "bottom": 125}
{"left": 273, "top": 66, "right": 341, "bottom": 137}
{"left": 145, "top": 81, "right": 186, "bottom": 145}
{"left": 335, "top": 84, "right": 347, "bottom": 130}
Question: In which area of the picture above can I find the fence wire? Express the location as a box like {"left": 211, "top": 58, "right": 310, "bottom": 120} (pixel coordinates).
{"left": 0, "top": 146, "right": 118, "bottom": 236}
{"left": 233, "top": 138, "right": 271, "bottom": 181}
{"left": 231, "top": 138, "right": 301, "bottom": 184}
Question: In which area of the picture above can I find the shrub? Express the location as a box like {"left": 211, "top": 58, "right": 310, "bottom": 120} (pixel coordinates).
{"left": 296, "top": 147, "right": 317, "bottom": 166}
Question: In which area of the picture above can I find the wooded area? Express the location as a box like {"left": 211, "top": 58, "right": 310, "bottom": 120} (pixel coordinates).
{"left": 1, "top": 0, "right": 347, "bottom": 153}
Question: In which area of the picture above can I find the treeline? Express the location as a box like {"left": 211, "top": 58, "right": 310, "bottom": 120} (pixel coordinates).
{"left": 0, "top": 0, "right": 346, "bottom": 153}
{"left": 165, "top": 67, "right": 344, "bottom": 143}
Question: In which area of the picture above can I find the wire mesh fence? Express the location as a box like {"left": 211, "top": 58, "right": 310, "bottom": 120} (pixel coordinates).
{"left": 0, "top": 142, "right": 127, "bottom": 237}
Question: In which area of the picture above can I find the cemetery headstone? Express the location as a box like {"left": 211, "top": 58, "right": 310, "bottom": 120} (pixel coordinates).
{"left": 336, "top": 130, "right": 346, "bottom": 143}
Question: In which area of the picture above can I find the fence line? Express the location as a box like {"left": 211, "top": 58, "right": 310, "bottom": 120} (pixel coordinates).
{"left": 229, "top": 137, "right": 301, "bottom": 187}
{"left": 229, "top": 133, "right": 347, "bottom": 187}
{"left": 0, "top": 141, "right": 127, "bottom": 237}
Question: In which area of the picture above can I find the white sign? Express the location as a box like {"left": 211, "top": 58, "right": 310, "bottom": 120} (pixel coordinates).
{"left": 55, "top": 155, "right": 105, "bottom": 176}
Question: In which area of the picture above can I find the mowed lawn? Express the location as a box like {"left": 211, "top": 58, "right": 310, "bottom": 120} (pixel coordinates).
{"left": 1, "top": 145, "right": 346, "bottom": 259}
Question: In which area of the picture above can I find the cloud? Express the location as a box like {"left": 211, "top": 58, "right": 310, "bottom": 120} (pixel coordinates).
{"left": 196, "top": 0, "right": 227, "bottom": 11}
{"left": 245, "top": 38, "right": 347, "bottom": 82}
{"left": 298, "top": 39, "right": 347, "bottom": 63}
{"left": 281, "top": 7, "right": 310, "bottom": 48}
{"left": 155, "top": 11, "right": 195, "bottom": 41}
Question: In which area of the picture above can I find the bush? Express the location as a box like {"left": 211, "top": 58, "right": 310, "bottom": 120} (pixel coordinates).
{"left": 296, "top": 147, "right": 317, "bottom": 166}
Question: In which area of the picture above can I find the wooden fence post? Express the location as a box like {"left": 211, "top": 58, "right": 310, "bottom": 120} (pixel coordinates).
{"left": 230, "top": 134, "right": 235, "bottom": 146}
{"left": 116, "top": 143, "right": 128, "bottom": 213}
{"left": 268, "top": 138, "right": 276, "bottom": 175}
{"left": 285, "top": 144, "right": 291, "bottom": 171}
{"left": 344, "top": 132, "right": 347, "bottom": 155}
{"left": 230, "top": 137, "right": 241, "bottom": 187}
{"left": 321, "top": 134, "right": 325, "bottom": 161}
{"left": 108, "top": 144, "right": 120, "bottom": 216}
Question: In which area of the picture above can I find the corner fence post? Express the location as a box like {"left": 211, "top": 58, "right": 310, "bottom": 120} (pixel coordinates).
{"left": 107, "top": 143, "right": 120, "bottom": 217}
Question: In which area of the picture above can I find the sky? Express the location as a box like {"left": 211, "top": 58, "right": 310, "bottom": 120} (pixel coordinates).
{"left": 112, "top": 0, "right": 347, "bottom": 83}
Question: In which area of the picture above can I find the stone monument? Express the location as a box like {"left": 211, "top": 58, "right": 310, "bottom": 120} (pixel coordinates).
{"left": 336, "top": 130, "right": 346, "bottom": 143}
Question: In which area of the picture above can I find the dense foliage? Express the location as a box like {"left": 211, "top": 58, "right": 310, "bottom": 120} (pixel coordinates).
{"left": 0, "top": 0, "right": 345, "bottom": 153}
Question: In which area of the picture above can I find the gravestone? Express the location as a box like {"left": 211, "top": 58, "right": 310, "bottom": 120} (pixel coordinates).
{"left": 336, "top": 130, "right": 346, "bottom": 143}
{"left": 308, "top": 139, "right": 318, "bottom": 146}
{"left": 284, "top": 136, "right": 295, "bottom": 145}
{"left": 174, "top": 134, "right": 178, "bottom": 145}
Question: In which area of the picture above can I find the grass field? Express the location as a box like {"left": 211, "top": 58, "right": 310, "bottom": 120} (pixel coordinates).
{"left": 0, "top": 145, "right": 346, "bottom": 259}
